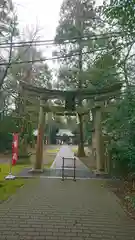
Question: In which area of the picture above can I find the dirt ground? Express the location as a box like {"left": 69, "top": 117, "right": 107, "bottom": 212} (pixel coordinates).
{"left": 107, "top": 179, "right": 135, "bottom": 220}
{"left": 0, "top": 153, "right": 11, "bottom": 163}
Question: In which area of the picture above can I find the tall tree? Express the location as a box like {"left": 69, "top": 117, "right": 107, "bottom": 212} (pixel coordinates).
{"left": 105, "top": 0, "right": 135, "bottom": 89}
{"left": 101, "top": 0, "right": 135, "bottom": 175}
{"left": 0, "top": 0, "right": 18, "bottom": 90}
{"left": 2, "top": 23, "right": 52, "bottom": 113}
{"left": 55, "top": 0, "right": 103, "bottom": 156}
{"left": 9, "top": 45, "right": 52, "bottom": 123}
{"left": 105, "top": 0, "right": 135, "bottom": 34}
{"left": 0, "top": 0, "right": 14, "bottom": 36}
{"left": 9, "top": 45, "right": 52, "bottom": 88}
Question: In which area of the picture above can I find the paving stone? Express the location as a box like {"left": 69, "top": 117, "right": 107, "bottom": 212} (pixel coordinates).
{"left": 0, "top": 178, "right": 135, "bottom": 239}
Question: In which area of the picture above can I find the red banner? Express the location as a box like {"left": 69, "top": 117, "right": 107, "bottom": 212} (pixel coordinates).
{"left": 12, "top": 133, "right": 19, "bottom": 166}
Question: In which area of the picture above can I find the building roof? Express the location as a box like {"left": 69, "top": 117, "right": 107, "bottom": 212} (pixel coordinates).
{"left": 56, "top": 129, "right": 74, "bottom": 137}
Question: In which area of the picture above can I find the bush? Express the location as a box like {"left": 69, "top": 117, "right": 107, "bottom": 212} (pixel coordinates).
{"left": 109, "top": 140, "right": 135, "bottom": 177}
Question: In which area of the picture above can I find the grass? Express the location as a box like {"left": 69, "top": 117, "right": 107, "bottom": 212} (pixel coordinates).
{"left": 0, "top": 163, "right": 30, "bottom": 201}
{"left": 72, "top": 147, "right": 77, "bottom": 152}
{"left": 46, "top": 148, "right": 59, "bottom": 154}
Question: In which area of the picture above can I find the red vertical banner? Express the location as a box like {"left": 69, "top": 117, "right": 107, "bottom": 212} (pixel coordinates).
{"left": 12, "top": 133, "right": 19, "bottom": 166}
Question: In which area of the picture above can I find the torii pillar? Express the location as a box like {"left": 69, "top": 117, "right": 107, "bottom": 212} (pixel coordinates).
{"left": 34, "top": 100, "right": 45, "bottom": 171}
{"left": 94, "top": 105, "right": 104, "bottom": 172}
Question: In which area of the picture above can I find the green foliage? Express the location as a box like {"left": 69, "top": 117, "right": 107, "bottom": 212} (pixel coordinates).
{"left": 104, "top": 92, "right": 135, "bottom": 176}
{"left": 0, "top": 112, "right": 34, "bottom": 153}
{"left": 102, "top": 0, "right": 135, "bottom": 176}
{"left": 56, "top": 0, "right": 98, "bottom": 41}
{"left": 0, "top": 0, "right": 19, "bottom": 90}
{"left": 0, "top": 0, "right": 15, "bottom": 37}
{"left": 0, "top": 115, "right": 18, "bottom": 152}
{"left": 55, "top": 0, "right": 103, "bottom": 89}
{"left": 105, "top": 0, "right": 135, "bottom": 33}
{"left": 86, "top": 53, "right": 119, "bottom": 88}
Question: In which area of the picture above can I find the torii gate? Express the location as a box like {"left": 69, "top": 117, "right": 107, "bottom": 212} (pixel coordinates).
{"left": 20, "top": 81, "right": 122, "bottom": 173}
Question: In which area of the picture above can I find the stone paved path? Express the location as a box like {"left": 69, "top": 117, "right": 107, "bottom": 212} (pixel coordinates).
{"left": 0, "top": 179, "right": 135, "bottom": 240}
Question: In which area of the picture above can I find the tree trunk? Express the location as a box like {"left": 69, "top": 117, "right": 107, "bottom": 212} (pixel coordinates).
{"left": 77, "top": 114, "right": 85, "bottom": 157}
{"left": 76, "top": 32, "right": 85, "bottom": 157}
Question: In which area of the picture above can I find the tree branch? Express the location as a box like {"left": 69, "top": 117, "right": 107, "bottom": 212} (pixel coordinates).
{"left": 0, "top": 18, "right": 15, "bottom": 89}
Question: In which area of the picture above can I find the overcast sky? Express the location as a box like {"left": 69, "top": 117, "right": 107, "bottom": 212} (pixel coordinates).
{"left": 13, "top": 0, "right": 103, "bottom": 70}
{"left": 14, "top": 0, "right": 103, "bottom": 39}
{"left": 13, "top": 0, "right": 63, "bottom": 40}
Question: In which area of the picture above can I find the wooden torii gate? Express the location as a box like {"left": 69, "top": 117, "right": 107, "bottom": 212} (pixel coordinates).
{"left": 20, "top": 81, "right": 122, "bottom": 172}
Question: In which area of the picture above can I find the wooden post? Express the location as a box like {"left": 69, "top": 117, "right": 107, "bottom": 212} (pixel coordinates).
{"left": 91, "top": 131, "right": 96, "bottom": 162}
{"left": 34, "top": 100, "right": 45, "bottom": 171}
{"left": 94, "top": 106, "right": 104, "bottom": 172}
